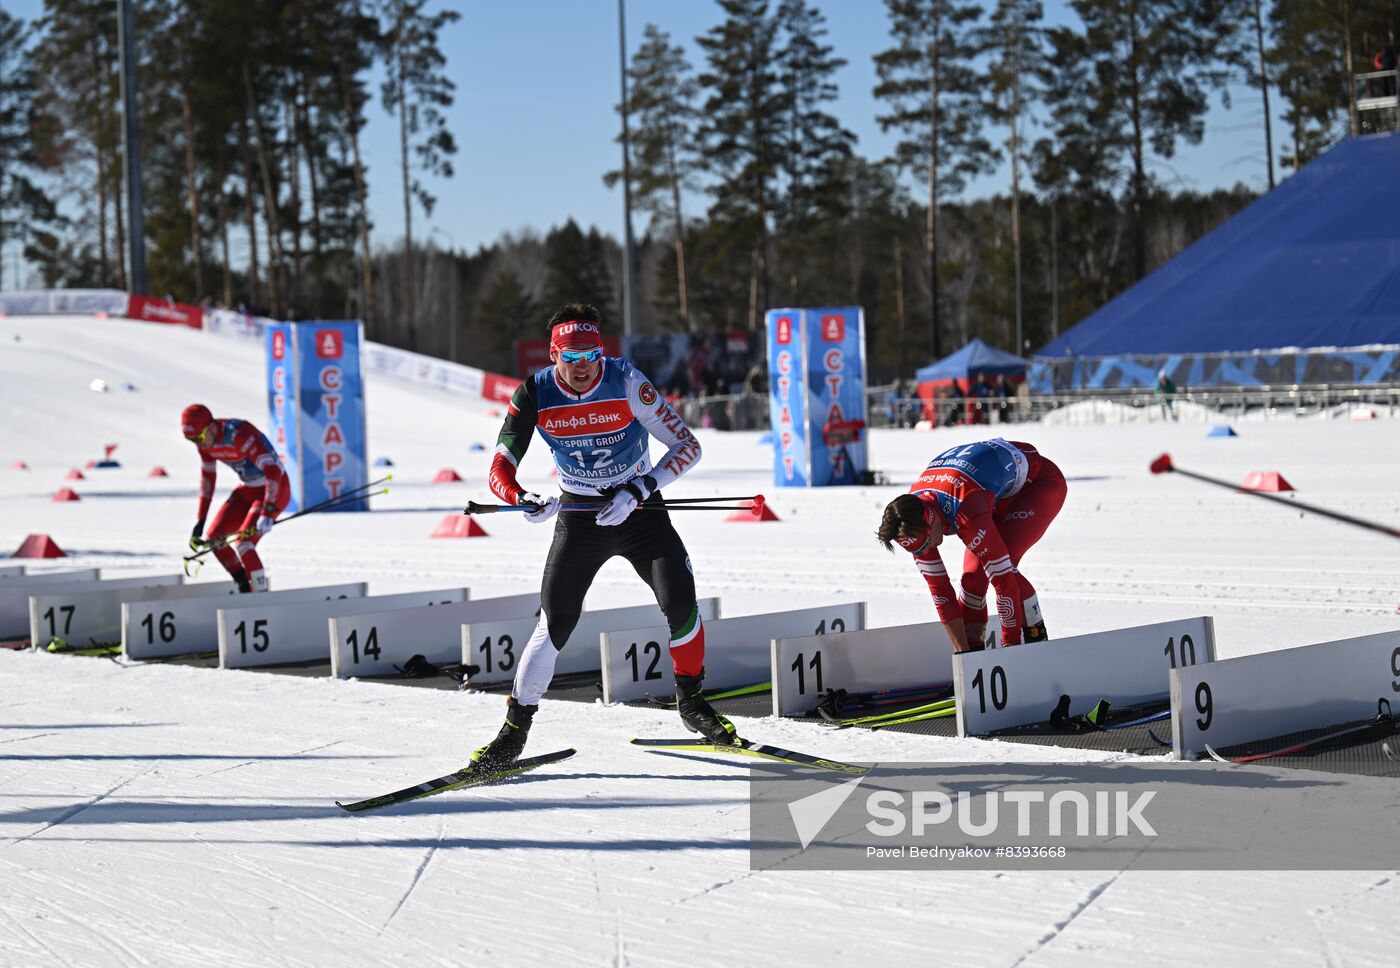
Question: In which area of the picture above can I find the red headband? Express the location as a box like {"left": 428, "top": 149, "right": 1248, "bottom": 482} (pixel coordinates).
{"left": 550, "top": 320, "right": 604, "bottom": 352}
{"left": 896, "top": 501, "right": 941, "bottom": 555}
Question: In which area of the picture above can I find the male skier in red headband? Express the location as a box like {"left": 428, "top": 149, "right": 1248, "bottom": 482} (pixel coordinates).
{"left": 878, "top": 438, "right": 1066, "bottom": 651}
{"left": 474, "top": 303, "right": 724, "bottom": 769}
{"left": 181, "top": 404, "right": 289, "bottom": 593}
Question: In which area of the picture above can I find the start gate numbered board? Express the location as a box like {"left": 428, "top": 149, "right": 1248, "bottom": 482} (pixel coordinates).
{"left": 219, "top": 587, "right": 469, "bottom": 668}
{"left": 772, "top": 621, "right": 957, "bottom": 717}
{"left": 601, "top": 602, "right": 864, "bottom": 704}
{"left": 462, "top": 599, "right": 720, "bottom": 689}
{"left": 329, "top": 593, "right": 539, "bottom": 678}
{"left": 28, "top": 578, "right": 221, "bottom": 651}
{"left": 954, "top": 616, "right": 1216, "bottom": 736}
{"left": 124, "top": 584, "right": 365, "bottom": 659}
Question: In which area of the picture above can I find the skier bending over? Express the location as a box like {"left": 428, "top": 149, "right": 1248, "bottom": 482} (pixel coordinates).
{"left": 473, "top": 303, "right": 730, "bottom": 769}
{"left": 877, "top": 438, "right": 1066, "bottom": 652}
{"left": 181, "top": 403, "right": 289, "bottom": 593}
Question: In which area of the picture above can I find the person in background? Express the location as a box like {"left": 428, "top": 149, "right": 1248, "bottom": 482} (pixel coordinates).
{"left": 1155, "top": 369, "right": 1178, "bottom": 421}
{"left": 1374, "top": 46, "right": 1397, "bottom": 97}
{"left": 996, "top": 375, "right": 1014, "bottom": 424}
{"left": 877, "top": 438, "right": 1066, "bottom": 652}
{"left": 181, "top": 404, "right": 289, "bottom": 593}
{"left": 943, "top": 381, "right": 964, "bottom": 427}
{"left": 971, "top": 373, "right": 992, "bottom": 424}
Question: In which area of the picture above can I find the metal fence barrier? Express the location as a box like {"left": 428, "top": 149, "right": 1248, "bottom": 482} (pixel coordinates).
{"left": 676, "top": 384, "right": 1400, "bottom": 432}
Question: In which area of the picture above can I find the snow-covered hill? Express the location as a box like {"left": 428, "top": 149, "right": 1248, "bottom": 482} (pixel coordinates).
{"left": 1, "top": 313, "right": 1397, "bottom": 967}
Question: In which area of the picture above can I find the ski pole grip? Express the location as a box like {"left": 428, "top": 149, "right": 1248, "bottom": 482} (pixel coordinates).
{"left": 464, "top": 501, "right": 500, "bottom": 515}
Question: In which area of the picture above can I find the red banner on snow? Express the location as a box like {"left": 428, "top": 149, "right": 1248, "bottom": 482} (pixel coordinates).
{"left": 127, "top": 295, "right": 204, "bottom": 329}
{"left": 514, "top": 337, "right": 622, "bottom": 378}
{"left": 482, "top": 371, "right": 522, "bottom": 403}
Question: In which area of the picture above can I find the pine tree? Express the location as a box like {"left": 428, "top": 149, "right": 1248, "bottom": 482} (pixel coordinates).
{"left": 31, "top": 0, "right": 124, "bottom": 288}
{"left": 1270, "top": 0, "right": 1353, "bottom": 171}
{"left": 873, "top": 0, "right": 992, "bottom": 359}
{"left": 980, "top": 0, "right": 1047, "bottom": 355}
{"left": 979, "top": 0, "right": 1048, "bottom": 354}
{"left": 379, "top": 0, "right": 459, "bottom": 348}
{"left": 0, "top": 9, "right": 59, "bottom": 290}
{"left": 774, "top": 0, "right": 855, "bottom": 302}
{"left": 696, "top": 0, "right": 786, "bottom": 330}
{"left": 542, "top": 219, "right": 616, "bottom": 319}
{"left": 604, "top": 24, "right": 702, "bottom": 329}
{"left": 1043, "top": 0, "right": 1235, "bottom": 283}
{"left": 477, "top": 265, "right": 538, "bottom": 374}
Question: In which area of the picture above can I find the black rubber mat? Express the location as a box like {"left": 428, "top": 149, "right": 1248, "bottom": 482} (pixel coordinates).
{"left": 65, "top": 651, "right": 1398, "bottom": 778}
{"left": 124, "top": 652, "right": 220, "bottom": 669}
{"left": 1203, "top": 715, "right": 1400, "bottom": 778}
{"left": 983, "top": 721, "right": 1172, "bottom": 756}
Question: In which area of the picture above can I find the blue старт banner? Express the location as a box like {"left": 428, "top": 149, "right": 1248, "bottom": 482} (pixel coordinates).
{"left": 265, "top": 321, "right": 368, "bottom": 512}
{"left": 766, "top": 307, "right": 868, "bottom": 487}
{"left": 766, "top": 309, "right": 809, "bottom": 487}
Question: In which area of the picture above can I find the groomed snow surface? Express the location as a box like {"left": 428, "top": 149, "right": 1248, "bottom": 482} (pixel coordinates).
{"left": 2, "top": 315, "right": 1398, "bottom": 967}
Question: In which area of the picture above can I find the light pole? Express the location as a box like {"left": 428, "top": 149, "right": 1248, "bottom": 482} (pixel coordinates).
{"left": 117, "top": 0, "right": 146, "bottom": 295}
{"left": 431, "top": 226, "right": 459, "bottom": 363}
{"left": 617, "top": 0, "right": 637, "bottom": 336}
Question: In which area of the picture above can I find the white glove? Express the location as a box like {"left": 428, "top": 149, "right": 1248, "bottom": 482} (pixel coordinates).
{"left": 254, "top": 514, "right": 276, "bottom": 536}
{"left": 518, "top": 491, "right": 559, "bottom": 524}
{"left": 596, "top": 477, "right": 652, "bottom": 527}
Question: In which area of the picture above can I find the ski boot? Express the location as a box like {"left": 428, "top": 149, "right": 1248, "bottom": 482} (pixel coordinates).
{"left": 963, "top": 622, "right": 988, "bottom": 652}
{"left": 1023, "top": 621, "right": 1049, "bottom": 644}
{"left": 230, "top": 568, "right": 253, "bottom": 594}
{"left": 471, "top": 697, "right": 537, "bottom": 772}
{"left": 675, "top": 671, "right": 738, "bottom": 745}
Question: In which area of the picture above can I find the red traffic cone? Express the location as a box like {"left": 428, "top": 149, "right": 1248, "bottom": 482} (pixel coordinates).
{"left": 52, "top": 488, "right": 81, "bottom": 502}
{"left": 148, "top": 466, "right": 169, "bottom": 478}
{"left": 65, "top": 468, "right": 85, "bottom": 481}
{"left": 433, "top": 468, "right": 463, "bottom": 483}
{"left": 727, "top": 503, "right": 779, "bottom": 522}
{"left": 14, "top": 534, "right": 66, "bottom": 558}
{"left": 9, "top": 460, "right": 27, "bottom": 470}
{"left": 1240, "top": 471, "right": 1294, "bottom": 493}
{"left": 431, "top": 514, "right": 487, "bottom": 538}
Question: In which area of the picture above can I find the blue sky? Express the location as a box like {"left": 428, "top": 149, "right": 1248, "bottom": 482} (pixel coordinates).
{"left": 7, "top": 0, "right": 1281, "bottom": 261}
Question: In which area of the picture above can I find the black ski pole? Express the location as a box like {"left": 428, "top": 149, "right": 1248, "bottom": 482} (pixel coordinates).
{"left": 466, "top": 494, "right": 766, "bottom": 516}
{"left": 1150, "top": 453, "right": 1400, "bottom": 539}
{"left": 184, "top": 479, "right": 391, "bottom": 568}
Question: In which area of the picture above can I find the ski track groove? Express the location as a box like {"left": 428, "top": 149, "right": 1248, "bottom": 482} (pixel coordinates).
{"left": 1309, "top": 915, "right": 1343, "bottom": 968}
{"left": 47, "top": 906, "right": 148, "bottom": 968}
{"left": 1007, "top": 872, "right": 1120, "bottom": 968}
{"left": 0, "top": 902, "right": 78, "bottom": 968}
{"left": 0, "top": 767, "right": 153, "bottom": 849}
{"left": 613, "top": 908, "right": 627, "bottom": 968}
{"left": 200, "top": 739, "right": 345, "bottom": 778}
{"left": 198, "top": 880, "right": 302, "bottom": 968}
{"left": 0, "top": 732, "right": 60, "bottom": 746}
{"left": 378, "top": 814, "right": 444, "bottom": 935}
{"left": 185, "top": 830, "right": 357, "bottom": 926}
{"left": 1309, "top": 873, "right": 1395, "bottom": 920}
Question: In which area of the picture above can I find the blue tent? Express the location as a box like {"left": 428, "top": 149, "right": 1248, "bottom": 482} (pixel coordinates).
{"left": 916, "top": 338, "right": 1030, "bottom": 383}
{"left": 1039, "top": 133, "right": 1400, "bottom": 358}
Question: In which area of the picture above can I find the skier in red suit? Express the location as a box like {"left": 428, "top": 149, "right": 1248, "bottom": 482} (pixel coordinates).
{"left": 181, "top": 404, "right": 289, "bottom": 593}
{"left": 878, "top": 438, "right": 1066, "bottom": 652}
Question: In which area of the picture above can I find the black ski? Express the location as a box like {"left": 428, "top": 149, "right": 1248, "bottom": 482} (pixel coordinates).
{"left": 630, "top": 737, "right": 870, "bottom": 775}
{"left": 336, "top": 748, "right": 576, "bottom": 813}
